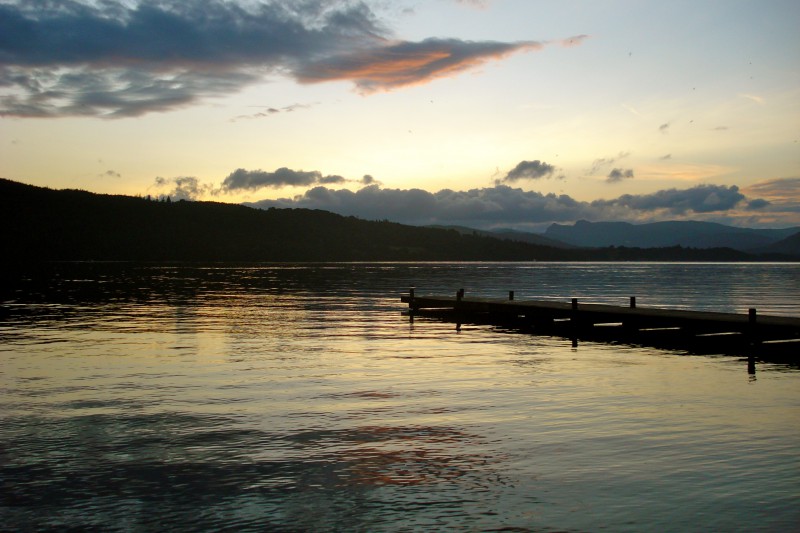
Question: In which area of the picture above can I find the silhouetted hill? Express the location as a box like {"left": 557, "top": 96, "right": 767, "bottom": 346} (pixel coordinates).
{"left": 750, "top": 231, "right": 800, "bottom": 257}
{"left": 545, "top": 220, "right": 799, "bottom": 250}
{"left": 0, "top": 178, "right": 789, "bottom": 262}
{"left": 427, "top": 225, "right": 575, "bottom": 248}
{"left": 0, "top": 178, "right": 566, "bottom": 262}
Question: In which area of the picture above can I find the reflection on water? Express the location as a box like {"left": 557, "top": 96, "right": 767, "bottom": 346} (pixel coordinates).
{"left": 1, "top": 262, "right": 799, "bottom": 531}
{"left": 3, "top": 412, "right": 499, "bottom": 530}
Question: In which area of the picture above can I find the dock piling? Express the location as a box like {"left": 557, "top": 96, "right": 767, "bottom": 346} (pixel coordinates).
{"left": 408, "top": 286, "right": 418, "bottom": 314}
{"left": 509, "top": 291, "right": 515, "bottom": 301}
{"left": 748, "top": 308, "right": 760, "bottom": 346}
{"left": 630, "top": 296, "right": 636, "bottom": 309}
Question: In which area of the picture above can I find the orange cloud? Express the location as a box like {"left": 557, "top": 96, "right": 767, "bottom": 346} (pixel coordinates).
{"left": 743, "top": 177, "right": 800, "bottom": 204}
{"left": 557, "top": 34, "right": 590, "bottom": 47}
{"left": 296, "top": 38, "right": 547, "bottom": 92}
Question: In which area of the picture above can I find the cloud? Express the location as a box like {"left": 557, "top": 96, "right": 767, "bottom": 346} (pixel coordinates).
{"left": 218, "top": 167, "right": 384, "bottom": 193}
{"left": 744, "top": 177, "right": 800, "bottom": 199}
{"left": 622, "top": 104, "right": 643, "bottom": 117}
{"left": 589, "top": 151, "right": 630, "bottom": 174}
{"left": 747, "top": 199, "right": 770, "bottom": 210}
{"left": 595, "top": 184, "right": 746, "bottom": 214}
{"left": 659, "top": 122, "right": 670, "bottom": 133}
{"left": 221, "top": 167, "right": 345, "bottom": 192}
{"left": 0, "top": 0, "right": 579, "bottom": 118}
{"left": 742, "top": 178, "right": 800, "bottom": 215}
{"left": 247, "top": 184, "right": 586, "bottom": 227}
{"left": 244, "top": 182, "right": 777, "bottom": 230}
{"left": 153, "top": 176, "right": 211, "bottom": 200}
{"left": 1, "top": 65, "right": 255, "bottom": 118}
{"left": 295, "top": 37, "right": 545, "bottom": 93}
{"left": 103, "top": 170, "right": 121, "bottom": 178}
{"left": 231, "top": 102, "right": 316, "bottom": 122}
{"left": 558, "top": 34, "right": 590, "bottom": 48}
{"left": 660, "top": 154, "right": 672, "bottom": 160}
{"left": 739, "top": 93, "right": 765, "bottom": 105}
{"left": 318, "top": 174, "right": 347, "bottom": 185}
{"left": 606, "top": 168, "right": 634, "bottom": 183}
{"left": 454, "top": 0, "right": 494, "bottom": 9}
{"left": 499, "top": 160, "right": 556, "bottom": 183}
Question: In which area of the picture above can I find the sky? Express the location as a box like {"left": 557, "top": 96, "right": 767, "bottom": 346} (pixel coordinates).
{"left": 1, "top": 0, "right": 799, "bottom": 232}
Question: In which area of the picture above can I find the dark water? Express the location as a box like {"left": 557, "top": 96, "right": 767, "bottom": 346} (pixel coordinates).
{"left": 2, "top": 262, "right": 799, "bottom": 531}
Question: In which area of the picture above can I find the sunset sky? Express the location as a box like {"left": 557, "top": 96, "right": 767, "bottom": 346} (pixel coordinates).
{"left": 2, "top": 0, "right": 799, "bottom": 231}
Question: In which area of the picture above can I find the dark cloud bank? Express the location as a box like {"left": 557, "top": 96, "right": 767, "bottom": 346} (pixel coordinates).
{"left": 152, "top": 164, "right": 792, "bottom": 229}
{"left": 243, "top": 182, "right": 772, "bottom": 231}
{"left": 222, "top": 168, "right": 346, "bottom": 191}
{"left": 0, "top": 0, "right": 578, "bottom": 118}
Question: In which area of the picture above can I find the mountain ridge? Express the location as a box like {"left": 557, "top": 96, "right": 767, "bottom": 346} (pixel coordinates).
{"left": 544, "top": 219, "right": 800, "bottom": 253}
{"left": 426, "top": 225, "right": 575, "bottom": 249}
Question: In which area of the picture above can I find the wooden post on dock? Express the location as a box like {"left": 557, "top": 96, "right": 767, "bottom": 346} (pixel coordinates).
{"left": 407, "top": 287, "right": 416, "bottom": 321}
{"left": 457, "top": 288, "right": 464, "bottom": 301}
{"left": 509, "top": 291, "right": 514, "bottom": 301}
{"left": 747, "top": 308, "right": 758, "bottom": 374}
{"left": 570, "top": 298, "right": 580, "bottom": 347}
{"left": 630, "top": 296, "right": 636, "bottom": 308}
{"left": 748, "top": 308, "right": 759, "bottom": 345}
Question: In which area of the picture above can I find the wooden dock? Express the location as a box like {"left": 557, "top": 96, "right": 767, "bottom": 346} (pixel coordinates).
{"left": 401, "top": 289, "right": 800, "bottom": 363}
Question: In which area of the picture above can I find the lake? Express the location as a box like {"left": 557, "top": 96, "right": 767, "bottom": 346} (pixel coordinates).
{"left": 2, "top": 262, "right": 799, "bottom": 531}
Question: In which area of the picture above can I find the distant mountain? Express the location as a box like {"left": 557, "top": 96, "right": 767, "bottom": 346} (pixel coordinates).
{"left": 544, "top": 220, "right": 800, "bottom": 251}
{"left": 427, "top": 225, "right": 575, "bottom": 249}
{"left": 1, "top": 178, "right": 790, "bottom": 262}
{"left": 750, "top": 231, "right": 800, "bottom": 257}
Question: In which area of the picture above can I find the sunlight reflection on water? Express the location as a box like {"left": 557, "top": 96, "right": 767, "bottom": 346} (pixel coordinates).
{"left": 1, "top": 262, "right": 799, "bottom": 531}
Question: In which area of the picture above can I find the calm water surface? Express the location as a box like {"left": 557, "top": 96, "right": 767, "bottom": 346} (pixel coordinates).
{"left": 2, "top": 262, "right": 799, "bottom": 531}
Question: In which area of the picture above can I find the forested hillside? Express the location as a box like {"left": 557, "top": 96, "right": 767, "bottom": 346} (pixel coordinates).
{"left": 1, "top": 178, "right": 789, "bottom": 262}
{"left": 0, "top": 178, "right": 554, "bottom": 261}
